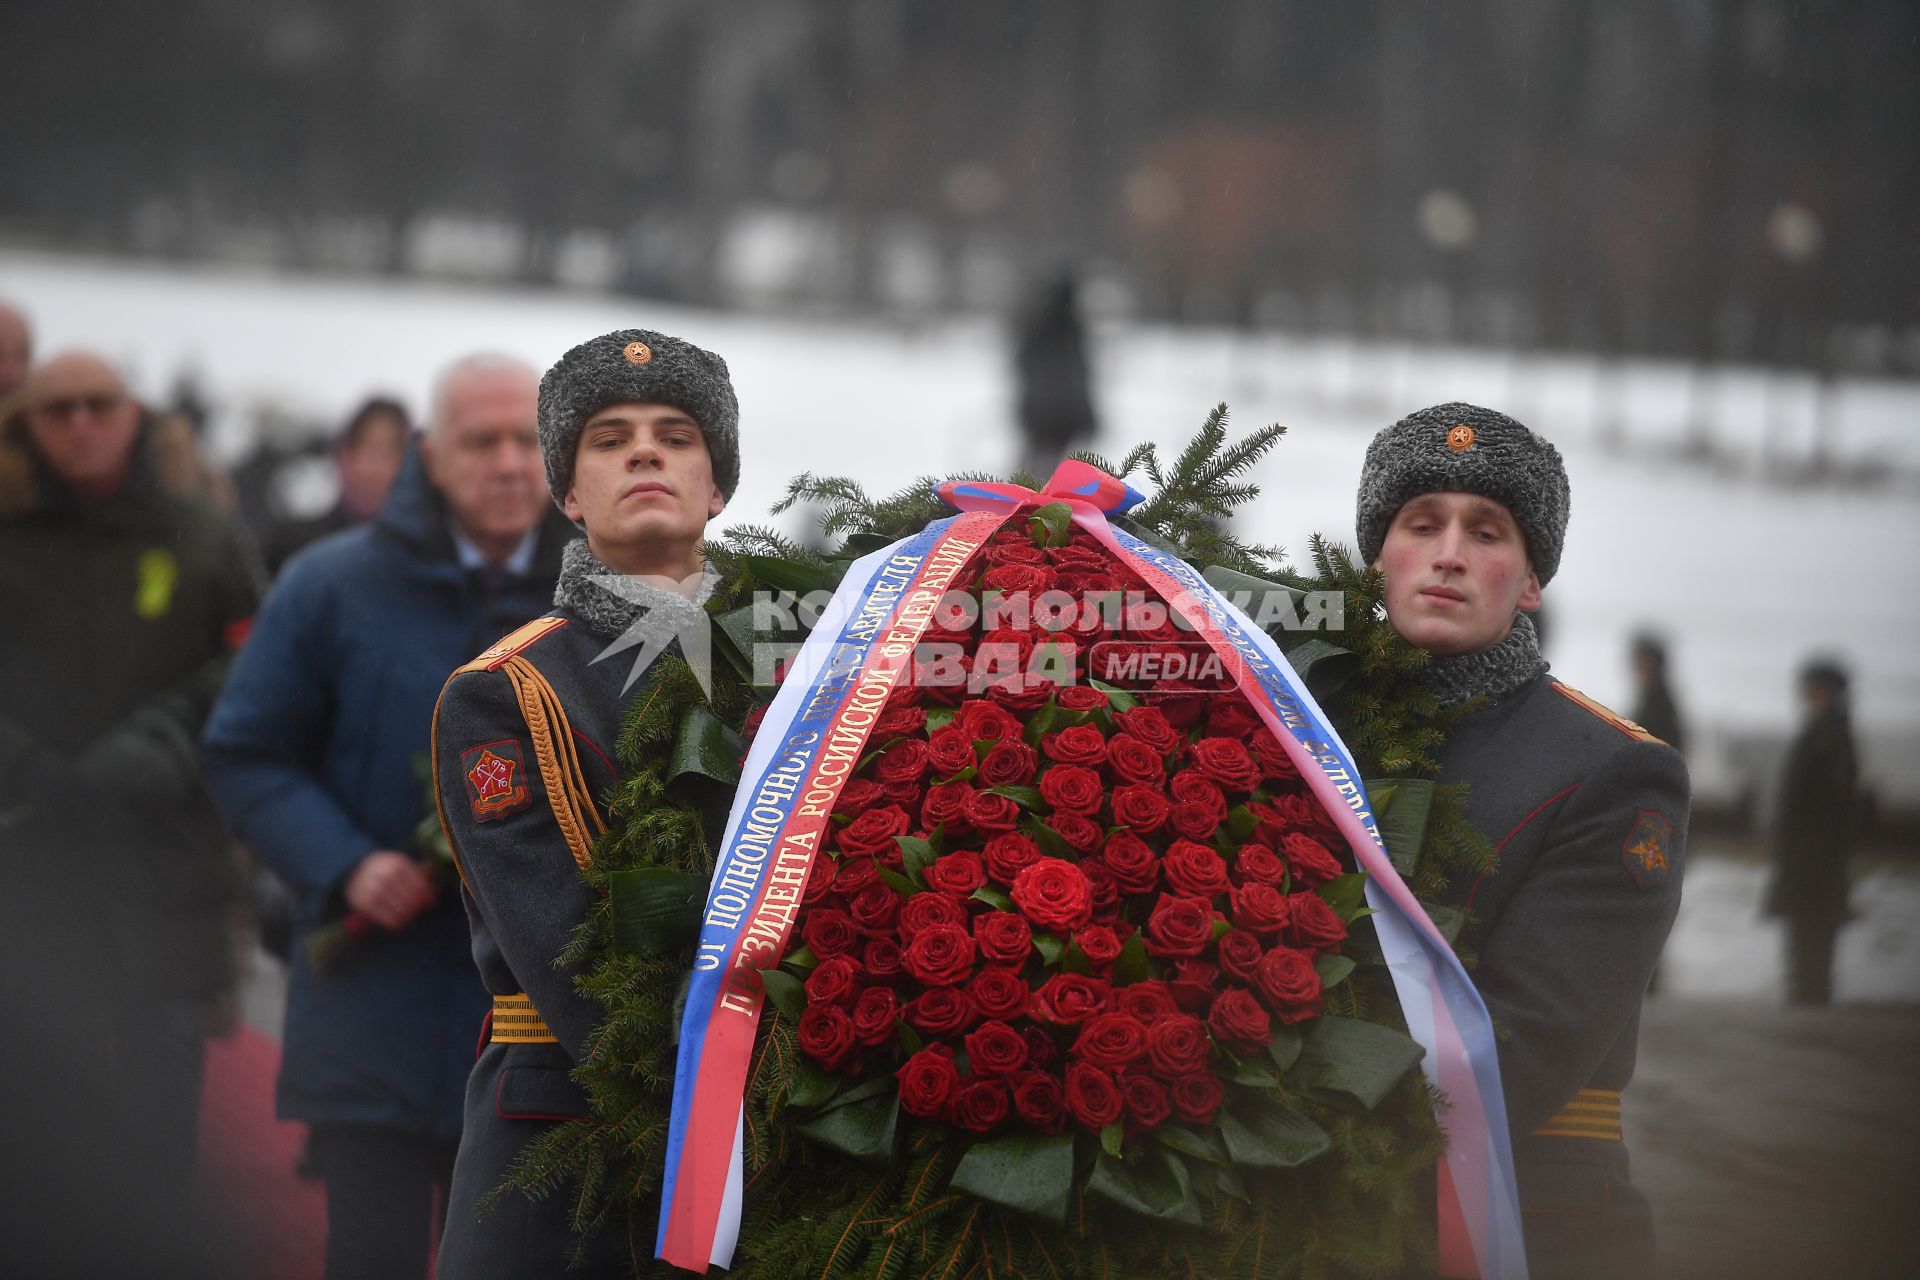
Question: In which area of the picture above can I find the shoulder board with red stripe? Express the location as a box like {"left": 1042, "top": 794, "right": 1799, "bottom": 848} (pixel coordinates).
{"left": 457, "top": 615, "right": 569, "bottom": 674}
{"left": 1552, "top": 682, "right": 1661, "bottom": 744}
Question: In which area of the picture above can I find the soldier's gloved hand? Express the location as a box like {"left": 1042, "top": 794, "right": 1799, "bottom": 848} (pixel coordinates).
{"left": 344, "top": 850, "right": 439, "bottom": 931}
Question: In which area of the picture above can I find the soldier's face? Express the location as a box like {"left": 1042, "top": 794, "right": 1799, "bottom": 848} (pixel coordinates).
{"left": 1376, "top": 492, "right": 1541, "bottom": 657}
{"left": 564, "top": 401, "right": 723, "bottom": 567}
{"left": 422, "top": 369, "right": 546, "bottom": 545}
{"left": 22, "top": 353, "right": 141, "bottom": 499}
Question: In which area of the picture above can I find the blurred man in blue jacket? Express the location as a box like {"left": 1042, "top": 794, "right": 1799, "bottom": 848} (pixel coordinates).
{"left": 202, "top": 353, "right": 574, "bottom": 1280}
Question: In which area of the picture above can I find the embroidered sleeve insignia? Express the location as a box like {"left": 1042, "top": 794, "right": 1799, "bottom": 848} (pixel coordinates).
{"left": 1622, "top": 809, "right": 1673, "bottom": 890}
{"left": 463, "top": 739, "right": 532, "bottom": 821}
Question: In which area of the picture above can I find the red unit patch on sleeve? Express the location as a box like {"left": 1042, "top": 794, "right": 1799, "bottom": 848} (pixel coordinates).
{"left": 1622, "top": 809, "right": 1674, "bottom": 890}
{"left": 463, "top": 739, "right": 532, "bottom": 821}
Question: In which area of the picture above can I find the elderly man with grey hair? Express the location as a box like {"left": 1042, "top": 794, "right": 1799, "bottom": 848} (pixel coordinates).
{"left": 202, "top": 353, "right": 575, "bottom": 1280}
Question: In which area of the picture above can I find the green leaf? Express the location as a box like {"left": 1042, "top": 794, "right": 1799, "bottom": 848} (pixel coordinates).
{"left": 1151, "top": 1124, "right": 1228, "bottom": 1166}
{"left": 1367, "top": 776, "right": 1434, "bottom": 879}
{"left": 666, "top": 704, "right": 746, "bottom": 789}
{"left": 1027, "top": 819, "right": 1075, "bottom": 860}
{"left": 878, "top": 867, "right": 918, "bottom": 898}
{"left": 712, "top": 605, "right": 766, "bottom": 685}
{"left": 896, "top": 1021, "right": 923, "bottom": 1056}
{"left": 1314, "top": 955, "right": 1357, "bottom": 989}
{"left": 1267, "top": 1024, "right": 1304, "bottom": 1073}
{"left": 1316, "top": 872, "right": 1369, "bottom": 923}
{"left": 926, "top": 705, "right": 958, "bottom": 733}
{"left": 1282, "top": 637, "right": 1358, "bottom": 695}
{"left": 1217, "top": 1096, "right": 1332, "bottom": 1169}
{"left": 986, "top": 784, "right": 1044, "bottom": 811}
{"left": 786, "top": 1059, "right": 841, "bottom": 1108}
{"left": 1022, "top": 697, "right": 1062, "bottom": 747}
{"left": 782, "top": 944, "right": 819, "bottom": 970}
{"left": 1063, "top": 938, "right": 1090, "bottom": 976}
{"left": 948, "top": 1130, "right": 1075, "bottom": 1224}
{"left": 1027, "top": 501, "right": 1074, "bottom": 548}
{"left": 897, "top": 836, "right": 937, "bottom": 888}
{"left": 970, "top": 885, "right": 1014, "bottom": 911}
{"left": 1089, "top": 679, "right": 1140, "bottom": 713}
{"left": 1225, "top": 804, "right": 1258, "bottom": 841}
{"left": 1099, "top": 1121, "right": 1124, "bottom": 1159}
{"left": 1285, "top": 1015, "right": 1426, "bottom": 1112}
{"left": 857, "top": 736, "right": 904, "bottom": 774}
{"left": 1222, "top": 1057, "right": 1278, "bottom": 1088}
{"left": 1111, "top": 932, "right": 1149, "bottom": 984}
{"left": 1087, "top": 1147, "right": 1201, "bottom": 1225}
{"left": 1033, "top": 932, "right": 1066, "bottom": 965}
{"left": 796, "top": 1088, "right": 899, "bottom": 1165}
{"left": 606, "top": 868, "right": 706, "bottom": 959}
{"left": 759, "top": 968, "right": 806, "bottom": 1023}
{"left": 739, "top": 554, "right": 839, "bottom": 597}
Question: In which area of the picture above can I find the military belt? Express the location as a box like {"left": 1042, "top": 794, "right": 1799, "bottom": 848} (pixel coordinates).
{"left": 1532, "top": 1088, "right": 1623, "bottom": 1141}
{"left": 491, "top": 993, "right": 558, "bottom": 1044}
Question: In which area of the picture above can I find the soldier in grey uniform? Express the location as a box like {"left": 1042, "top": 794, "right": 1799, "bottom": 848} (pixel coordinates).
{"left": 432, "top": 329, "right": 741, "bottom": 1277}
{"left": 1357, "top": 403, "right": 1687, "bottom": 1280}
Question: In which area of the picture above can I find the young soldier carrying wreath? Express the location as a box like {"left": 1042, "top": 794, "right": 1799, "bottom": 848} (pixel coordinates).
{"left": 431, "top": 329, "right": 741, "bottom": 1278}
{"left": 1356, "top": 403, "right": 1687, "bottom": 1280}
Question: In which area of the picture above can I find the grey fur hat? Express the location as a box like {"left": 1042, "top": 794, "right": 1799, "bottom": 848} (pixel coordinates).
{"left": 536, "top": 328, "right": 740, "bottom": 507}
{"left": 1355, "top": 402, "right": 1570, "bottom": 584}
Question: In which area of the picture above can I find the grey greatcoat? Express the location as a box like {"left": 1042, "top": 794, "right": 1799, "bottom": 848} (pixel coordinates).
{"left": 1429, "top": 671, "right": 1687, "bottom": 1280}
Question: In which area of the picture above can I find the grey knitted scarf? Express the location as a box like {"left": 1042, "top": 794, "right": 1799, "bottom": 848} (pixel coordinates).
{"left": 1417, "top": 612, "right": 1550, "bottom": 710}
{"left": 553, "top": 537, "right": 718, "bottom": 643}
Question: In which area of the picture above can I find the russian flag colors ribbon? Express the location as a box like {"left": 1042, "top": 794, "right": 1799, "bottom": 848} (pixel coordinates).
{"left": 657, "top": 461, "right": 1526, "bottom": 1279}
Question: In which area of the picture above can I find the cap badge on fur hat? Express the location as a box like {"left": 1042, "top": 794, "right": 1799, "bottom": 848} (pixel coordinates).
{"left": 624, "top": 341, "right": 653, "bottom": 365}
{"left": 1447, "top": 424, "right": 1475, "bottom": 451}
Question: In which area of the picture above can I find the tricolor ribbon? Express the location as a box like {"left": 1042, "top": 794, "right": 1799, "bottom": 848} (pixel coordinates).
{"left": 658, "top": 461, "right": 1526, "bottom": 1279}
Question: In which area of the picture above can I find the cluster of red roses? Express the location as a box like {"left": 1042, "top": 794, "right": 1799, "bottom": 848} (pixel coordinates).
{"left": 787, "top": 525, "right": 1351, "bottom": 1142}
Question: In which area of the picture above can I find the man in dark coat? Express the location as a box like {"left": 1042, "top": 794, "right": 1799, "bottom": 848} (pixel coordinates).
{"left": 1356, "top": 403, "right": 1687, "bottom": 1280}
{"left": 201, "top": 354, "right": 573, "bottom": 1280}
{"left": 260, "top": 396, "right": 413, "bottom": 574}
{"left": 1762, "top": 658, "right": 1858, "bottom": 1006}
{"left": 0, "top": 351, "right": 259, "bottom": 1277}
{"left": 432, "top": 328, "right": 740, "bottom": 1277}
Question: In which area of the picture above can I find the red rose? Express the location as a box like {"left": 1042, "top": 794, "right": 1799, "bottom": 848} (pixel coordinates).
{"left": 1072, "top": 1012, "right": 1149, "bottom": 1071}
{"left": 1265, "top": 793, "right": 1318, "bottom": 829}
{"left": 1119, "top": 1072, "right": 1172, "bottom": 1131}
{"left": 925, "top": 850, "right": 987, "bottom": 895}
{"left": 838, "top": 805, "right": 911, "bottom": 859}
{"left": 963, "top": 1019, "right": 1031, "bottom": 1078}
{"left": 1214, "top": 930, "right": 1266, "bottom": 983}
{"left": 988, "top": 539, "right": 1048, "bottom": 566}
{"left": 951, "top": 1078, "right": 1011, "bottom": 1135}
{"left": 1287, "top": 891, "right": 1348, "bottom": 953}
{"left": 1022, "top": 1023, "right": 1059, "bottom": 1068}
{"left": 978, "top": 739, "right": 1039, "bottom": 787}
{"left": 897, "top": 1046, "right": 960, "bottom": 1119}
{"left": 1252, "top": 946, "right": 1324, "bottom": 1024}
{"left": 1081, "top": 859, "right": 1120, "bottom": 920}
{"left": 1033, "top": 973, "right": 1111, "bottom": 1025}
{"left": 831, "top": 857, "right": 881, "bottom": 898}
{"left": 916, "top": 647, "right": 970, "bottom": 701}
{"left": 1010, "top": 858, "right": 1095, "bottom": 933}
{"left": 968, "top": 965, "right": 1031, "bottom": 1021}
{"left": 878, "top": 780, "right": 922, "bottom": 813}
{"left": 983, "top": 562, "right": 1054, "bottom": 596}
{"left": 1165, "top": 959, "right": 1220, "bottom": 1013}
{"left": 904, "top": 987, "right": 976, "bottom": 1036}
{"left": 863, "top": 936, "right": 904, "bottom": 980}
{"left": 1113, "top": 980, "right": 1179, "bottom": 1023}
{"left": 846, "top": 882, "right": 902, "bottom": 933}
{"left": 955, "top": 699, "right": 1023, "bottom": 743}
{"left": 801, "top": 909, "right": 858, "bottom": 958}
{"left": 982, "top": 832, "right": 1043, "bottom": 885}
{"left": 1064, "top": 1062, "right": 1124, "bottom": 1130}
{"left": 801, "top": 858, "right": 837, "bottom": 907}
{"left": 804, "top": 956, "right": 860, "bottom": 1006}
{"left": 1043, "top": 724, "right": 1109, "bottom": 767}
{"left": 973, "top": 912, "right": 1033, "bottom": 965}
{"left": 1207, "top": 988, "right": 1273, "bottom": 1054}
{"left": 1233, "top": 844, "right": 1287, "bottom": 887}
{"left": 1110, "top": 785, "right": 1169, "bottom": 834}
{"left": 875, "top": 704, "right": 927, "bottom": 740}
{"left": 921, "top": 782, "right": 974, "bottom": 833}
{"left": 1144, "top": 1014, "right": 1212, "bottom": 1078}
{"left": 1074, "top": 925, "right": 1122, "bottom": 969}
{"left": 1205, "top": 700, "right": 1263, "bottom": 740}
{"left": 1143, "top": 895, "right": 1216, "bottom": 959}
{"left": 1050, "top": 812, "right": 1104, "bottom": 855}
{"left": 965, "top": 788, "right": 1022, "bottom": 833}
{"left": 903, "top": 923, "right": 977, "bottom": 987}
{"left": 850, "top": 986, "right": 901, "bottom": 1046}
{"left": 875, "top": 739, "right": 931, "bottom": 786}
{"left": 1039, "top": 764, "right": 1103, "bottom": 815}
{"left": 1169, "top": 771, "right": 1227, "bottom": 815}
{"left": 898, "top": 892, "right": 969, "bottom": 939}
{"left": 1230, "top": 883, "right": 1292, "bottom": 938}
{"left": 1105, "top": 734, "right": 1165, "bottom": 787}
{"left": 1056, "top": 686, "right": 1109, "bottom": 712}
{"left": 797, "top": 1003, "right": 858, "bottom": 1072}
{"left": 1009, "top": 1070, "right": 1068, "bottom": 1134}
{"left": 1168, "top": 1073, "right": 1225, "bottom": 1124}
{"left": 1167, "top": 801, "right": 1222, "bottom": 843}
{"left": 1115, "top": 706, "right": 1180, "bottom": 753}
{"left": 992, "top": 673, "right": 1062, "bottom": 714}
{"left": 1161, "top": 840, "right": 1230, "bottom": 898}
{"left": 1189, "top": 737, "right": 1258, "bottom": 791}
{"left": 741, "top": 703, "right": 768, "bottom": 743}
{"left": 1048, "top": 544, "right": 1108, "bottom": 574}
{"left": 834, "top": 779, "right": 884, "bottom": 818}
{"left": 1099, "top": 831, "right": 1160, "bottom": 895}
{"left": 1251, "top": 730, "right": 1301, "bottom": 781}
{"left": 926, "top": 727, "right": 978, "bottom": 777}
{"left": 1280, "top": 833, "right": 1344, "bottom": 887}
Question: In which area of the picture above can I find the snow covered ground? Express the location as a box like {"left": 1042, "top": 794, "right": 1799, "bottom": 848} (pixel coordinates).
{"left": 6, "top": 249, "right": 1919, "bottom": 805}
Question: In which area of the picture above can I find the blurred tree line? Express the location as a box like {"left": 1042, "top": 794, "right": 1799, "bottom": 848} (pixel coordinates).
{"left": 3, "top": 0, "right": 1915, "bottom": 373}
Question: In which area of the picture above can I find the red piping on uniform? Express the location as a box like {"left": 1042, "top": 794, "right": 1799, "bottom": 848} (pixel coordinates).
{"left": 475, "top": 1010, "right": 493, "bottom": 1059}
{"left": 495, "top": 1072, "right": 580, "bottom": 1123}
{"left": 1463, "top": 782, "right": 1583, "bottom": 913}
{"left": 571, "top": 727, "right": 614, "bottom": 779}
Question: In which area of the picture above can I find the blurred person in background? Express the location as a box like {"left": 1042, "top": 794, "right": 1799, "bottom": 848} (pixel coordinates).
{"left": 1627, "top": 631, "right": 1687, "bottom": 754}
{"left": 0, "top": 351, "right": 259, "bottom": 1277}
{"left": 199, "top": 354, "right": 574, "bottom": 1280}
{"left": 262, "top": 396, "right": 413, "bottom": 574}
{"left": 1012, "top": 269, "right": 1096, "bottom": 478}
{"left": 1762, "top": 658, "right": 1861, "bottom": 1006}
{"left": 0, "top": 299, "right": 30, "bottom": 399}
